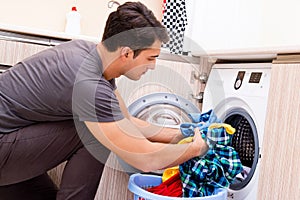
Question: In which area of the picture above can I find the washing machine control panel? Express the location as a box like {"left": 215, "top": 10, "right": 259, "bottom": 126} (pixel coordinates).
{"left": 234, "top": 71, "right": 264, "bottom": 90}
{"left": 234, "top": 71, "right": 245, "bottom": 90}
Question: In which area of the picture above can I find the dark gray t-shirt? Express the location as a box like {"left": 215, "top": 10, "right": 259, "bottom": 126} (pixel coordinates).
{"left": 0, "top": 40, "right": 124, "bottom": 133}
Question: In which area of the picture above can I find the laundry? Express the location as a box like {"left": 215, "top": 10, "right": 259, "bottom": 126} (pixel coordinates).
{"left": 148, "top": 111, "right": 242, "bottom": 198}
{"left": 146, "top": 171, "right": 183, "bottom": 197}
{"left": 162, "top": 166, "right": 180, "bottom": 182}
{"left": 180, "top": 110, "right": 234, "bottom": 148}
{"left": 179, "top": 109, "right": 243, "bottom": 197}
{"left": 233, "top": 166, "right": 251, "bottom": 184}
{"left": 209, "top": 123, "right": 236, "bottom": 135}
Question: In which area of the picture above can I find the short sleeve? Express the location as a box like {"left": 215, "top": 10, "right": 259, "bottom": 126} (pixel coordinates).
{"left": 72, "top": 77, "right": 124, "bottom": 122}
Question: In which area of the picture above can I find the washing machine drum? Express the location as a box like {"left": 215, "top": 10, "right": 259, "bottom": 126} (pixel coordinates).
{"left": 224, "top": 109, "right": 259, "bottom": 191}
{"left": 128, "top": 93, "right": 200, "bottom": 128}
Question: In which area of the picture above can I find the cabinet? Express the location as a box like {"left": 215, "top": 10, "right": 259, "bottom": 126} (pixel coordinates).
{"left": 0, "top": 39, "right": 49, "bottom": 66}
{"left": 0, "top": 30, "right": 69, "bottom": 66}
{"left": 258, "top": 63, "right": 300, "bottom": 199}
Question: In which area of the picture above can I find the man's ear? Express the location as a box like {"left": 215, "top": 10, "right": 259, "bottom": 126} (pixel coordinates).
{"left": 121, "top": 47, "right": 133, "bottom": 59}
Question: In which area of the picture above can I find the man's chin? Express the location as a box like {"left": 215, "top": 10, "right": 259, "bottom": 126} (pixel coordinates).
{"left": 131, "top": 76, "right": 141, "bottom": 81}
{"left": 124, "top": 74, "right": 142, "bottom": 81}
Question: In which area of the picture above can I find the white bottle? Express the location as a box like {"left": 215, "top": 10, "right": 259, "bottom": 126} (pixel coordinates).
{"left": 65, "top": 6, "right": 81, "bottom": 35}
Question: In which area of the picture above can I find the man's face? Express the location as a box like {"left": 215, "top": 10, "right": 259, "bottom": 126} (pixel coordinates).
{"left": 124, "top": 40, "right": 161, "bottom": 80}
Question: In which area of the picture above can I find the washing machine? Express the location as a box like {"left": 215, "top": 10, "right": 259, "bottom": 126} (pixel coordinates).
{"left": 202, "top": 62, "right": 271, "bottom": 200}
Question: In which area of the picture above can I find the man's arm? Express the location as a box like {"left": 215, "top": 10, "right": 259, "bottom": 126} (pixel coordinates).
{"left": 114, "top": 89, "right": 184, "bottom": 144}
{"left": 129, "top": 117, "right": 184, "bottom": 144}
{"left": 84, "top": 119, "right": 207, "bottom": 172}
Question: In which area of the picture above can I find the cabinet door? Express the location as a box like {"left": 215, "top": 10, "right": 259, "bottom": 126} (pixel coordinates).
{"left": 258, "top": 64, "right": 300, "bottom": 200}
{"left": 0, "top": 40, "right": 49, "bottom": 66}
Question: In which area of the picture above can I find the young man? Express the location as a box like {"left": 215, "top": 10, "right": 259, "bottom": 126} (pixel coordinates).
{"left": 0, "top": 2, "right": 208, "bottom": 200}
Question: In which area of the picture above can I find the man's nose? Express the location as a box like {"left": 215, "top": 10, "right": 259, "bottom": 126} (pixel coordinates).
{"left": 148, "top": 63, "right": 156, "bottom": 70}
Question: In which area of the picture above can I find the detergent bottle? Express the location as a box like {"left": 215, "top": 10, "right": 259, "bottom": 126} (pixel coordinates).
{"left": 65, "top": 6, "right": 81, "bottom": 35}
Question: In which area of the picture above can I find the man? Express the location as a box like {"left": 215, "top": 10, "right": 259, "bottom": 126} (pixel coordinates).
{"left": 0, "top": 2, "right": 208, "bottom": 199}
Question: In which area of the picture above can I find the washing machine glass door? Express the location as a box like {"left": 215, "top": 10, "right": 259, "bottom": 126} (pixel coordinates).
{"left": 223, "top": 108, "right": 259, "bottom": 191}
{"left": 128, "top": 93, "right": 200, "bottom": 128}
{"left": 134, "top": 104, "right": 192, "bottom": 128}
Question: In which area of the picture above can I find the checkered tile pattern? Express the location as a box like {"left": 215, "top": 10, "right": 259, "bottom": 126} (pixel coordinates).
{"left": 162, "top": 0, "right": 188, "bottom": 54}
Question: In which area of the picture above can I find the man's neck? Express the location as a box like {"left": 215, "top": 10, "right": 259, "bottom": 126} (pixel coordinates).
{"left": 96, "top": 43, "right": 122, "bottom": 80}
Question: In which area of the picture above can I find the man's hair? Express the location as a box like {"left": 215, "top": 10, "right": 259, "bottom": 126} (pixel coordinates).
{"left": 101, "top": 2, "right": 169, "bottom": 58}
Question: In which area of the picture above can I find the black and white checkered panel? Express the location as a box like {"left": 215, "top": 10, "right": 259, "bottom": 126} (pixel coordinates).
{"left": 162, "top": 0, "right": 188, "bottom": 54}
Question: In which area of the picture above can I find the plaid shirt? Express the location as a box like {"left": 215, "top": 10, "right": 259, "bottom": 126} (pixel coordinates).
{"left": 179, "top": 110, "right": 243, "bottom": 197}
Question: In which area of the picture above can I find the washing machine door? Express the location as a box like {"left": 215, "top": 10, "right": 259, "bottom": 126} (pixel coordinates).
{"left": 128, "top": 92, "right": 200, "bottom": 128}
{"left": 204, "top": 97, "right": 260, "bottom": 200}
{"left": 220, "top": 108, "right": 259, "bottom": 191}
{"left": 204, "top": 96, "right": 260, "bottom": 196}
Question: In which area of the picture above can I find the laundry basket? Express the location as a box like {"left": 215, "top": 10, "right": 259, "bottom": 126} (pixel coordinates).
{"left": 128, "top": 174, "right": 227, "bottom": 200}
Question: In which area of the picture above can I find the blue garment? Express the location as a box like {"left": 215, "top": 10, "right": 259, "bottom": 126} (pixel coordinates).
{"left": 180, "top": 110, "right": 221, "bottom": 136}
{"left": 179, "top": 110, "right": 243, "bottom": 197}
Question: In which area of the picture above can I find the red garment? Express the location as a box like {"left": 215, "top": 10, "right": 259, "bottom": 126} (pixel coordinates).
{"left": 146, "top": 172, "right": 182, "bottom": 197}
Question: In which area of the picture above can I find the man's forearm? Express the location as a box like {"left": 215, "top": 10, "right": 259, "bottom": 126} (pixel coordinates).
{"left": 130, "top": 116, "right": 184, "bottom": 144}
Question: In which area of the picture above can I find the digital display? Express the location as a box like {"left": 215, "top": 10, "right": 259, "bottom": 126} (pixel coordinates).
{"left": 249, "top": 72, "right": 262, "bottom": 83}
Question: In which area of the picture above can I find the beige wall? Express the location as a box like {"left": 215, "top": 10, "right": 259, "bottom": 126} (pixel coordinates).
{"left": 261, "top": 0, "right": 300, "bottom": 47}
{"left": 0, "top": 0, "right": 163, "bottom": 39}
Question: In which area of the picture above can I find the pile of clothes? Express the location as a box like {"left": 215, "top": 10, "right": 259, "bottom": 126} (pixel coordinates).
{"left": 146, "top": 109, "right": 243, "bottom": 198}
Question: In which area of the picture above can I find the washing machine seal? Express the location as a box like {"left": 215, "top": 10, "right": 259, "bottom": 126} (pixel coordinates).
{"left": 222, "top": 108, "right": 259, "bottom": 191}
{"left": 128, "top": 92, "right": 200, "bottom": 128}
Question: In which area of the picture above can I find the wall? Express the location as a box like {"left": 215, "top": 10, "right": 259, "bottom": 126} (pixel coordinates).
{"left": 184, "top": 0, "right": 300, "bottom": 52}
{"left": 261, "top": 0, "right": 300, "bottom": 47}
{"left": 0, "top": 0, "right": 163, "bottom": 39}
{"left": 184, "top": 0, "right": 262, "bottom": 53}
